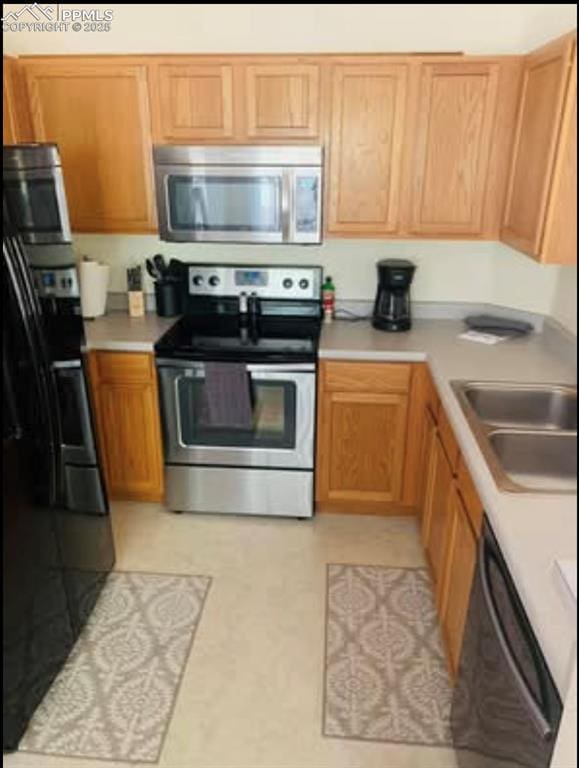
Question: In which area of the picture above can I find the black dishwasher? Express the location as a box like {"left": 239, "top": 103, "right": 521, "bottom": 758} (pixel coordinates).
{"left": 451, "top": 516, "right": 562, "bottom": 768}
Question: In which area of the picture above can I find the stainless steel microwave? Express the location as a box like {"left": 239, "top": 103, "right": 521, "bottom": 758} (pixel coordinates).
{"left": 153, "top": 145, "right": 323, "bottom": 244}
{"left": 3, "top": 144, "right": 72, "bottom": 245}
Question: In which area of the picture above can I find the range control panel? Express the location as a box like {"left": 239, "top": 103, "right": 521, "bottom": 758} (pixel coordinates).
{"left": 32, "top": 265, "right": 80, "bottom": 300}
{"left": 188, "top": 264, "right": 322, "bottom": 301}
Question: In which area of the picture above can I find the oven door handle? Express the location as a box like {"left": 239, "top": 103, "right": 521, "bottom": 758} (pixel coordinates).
{"left": 478, "top": 535, "right": 554, "bottom": 742}
{"left": 156, "top": 359, "right": 315, "bottom": 374}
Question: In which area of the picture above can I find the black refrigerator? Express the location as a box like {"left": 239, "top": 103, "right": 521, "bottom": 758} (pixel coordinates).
{"left": 3, "top": 208, "right": 116, "bottom": 751}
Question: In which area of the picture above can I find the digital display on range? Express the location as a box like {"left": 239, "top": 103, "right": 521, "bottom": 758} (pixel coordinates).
{"left": 234, "top": 270, "right": 268, "bottom": 287}
{"left": 41, "top": 272, "right": 56, "bottom": 287}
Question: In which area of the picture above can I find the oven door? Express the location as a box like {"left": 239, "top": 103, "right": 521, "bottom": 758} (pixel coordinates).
{"left": 157, "top": 361, "right": 315, "bottom": 469}
{"left": 3, "top": 167, "right": 72, "bottom": 245}
{"left": 156, "top": 165, "right": 289, "bottom": 243}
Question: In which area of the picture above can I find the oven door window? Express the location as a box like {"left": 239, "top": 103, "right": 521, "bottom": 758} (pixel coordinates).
{"left": 177, "top": 377, "right": 296, "bottom": 449}
{"left": 167, "top": 175, "right": 282, "bottom": 233}
{"left": 4, "top": 178, "right": 63, "bottom": 235}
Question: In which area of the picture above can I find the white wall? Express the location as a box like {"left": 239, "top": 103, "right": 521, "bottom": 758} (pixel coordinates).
{"left": 550, "top": 266, "right": 578, "bottom": 335}
{"left": 3, "top": 4, "right": 577, "bottom": 56}
{"left": 74, "top": 234, "right": 561, "bottom": 316}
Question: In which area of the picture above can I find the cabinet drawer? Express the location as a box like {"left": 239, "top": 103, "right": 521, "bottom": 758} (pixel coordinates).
{"left": 323, "top": 361, "right": 411, "bottom": 394}
{"left": 438, "top": 406, "right": 460, "bottom": 474}
{"left": 93, "top": 351, "right": 153, "bottom": 383}
{"left": 456, "top": 458, "right": 483, "bottom": 537}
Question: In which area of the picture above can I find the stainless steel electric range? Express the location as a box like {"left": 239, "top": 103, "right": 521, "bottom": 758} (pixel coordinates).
{"left": 155, "top": 264, "right": 322, "bottom": 518}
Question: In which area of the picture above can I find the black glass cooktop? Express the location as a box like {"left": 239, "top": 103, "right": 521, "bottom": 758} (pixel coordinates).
{"left": 155, "top": 314, "right": 321, "bottom": 363}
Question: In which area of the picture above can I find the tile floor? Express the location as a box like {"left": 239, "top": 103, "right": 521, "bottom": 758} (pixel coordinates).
{"left": 6, "top": 504, "right": 458, "bottom": 768}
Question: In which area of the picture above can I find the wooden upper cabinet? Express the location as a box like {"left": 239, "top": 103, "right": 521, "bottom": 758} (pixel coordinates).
{"left": 243, "top": 63, "right": 321, "bottom": 140}
{"left": 148, "top": 57, "right": 323, "bottom": 144}
{"left": 541, "top": 48, "right": 577, "bottom": 265}
{"left": 409, "top": 61, "right": 500, "bottom": 236}
{"left": 150, "top": 60, "right": 236, "bottom": 142}
{"left": 4, "top": 57, "right": 20, "bottom": 144}
{"left": 24, "top": 58, "right": 155, "bottom": 233}
{"left": 327, "top": 62, "right": 409, "bottom": 235}
{"left": 501, "top": 32, "right": 576, "bottom": 259}
{"left": 3, "top": 56, "right": 33, "bottom": 144}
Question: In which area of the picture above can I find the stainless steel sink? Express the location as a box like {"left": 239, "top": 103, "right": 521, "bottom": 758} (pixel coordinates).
{"left": 461, "top": 382, "right": 577, "bottom": 431}
{"left": 451, "top": 380, "right": 577, "bottom": 494}
{"left": 488, "top": 430, "right": 577, "bottom": 493}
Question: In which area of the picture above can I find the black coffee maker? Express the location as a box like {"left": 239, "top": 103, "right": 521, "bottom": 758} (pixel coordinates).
{"left": 372, "top": 259, "right": 416, "bottom": 331}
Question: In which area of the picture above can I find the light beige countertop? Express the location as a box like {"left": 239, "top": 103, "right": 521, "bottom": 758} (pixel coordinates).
{"left": 83, "top": 312, "right": 175, "bottom": 352}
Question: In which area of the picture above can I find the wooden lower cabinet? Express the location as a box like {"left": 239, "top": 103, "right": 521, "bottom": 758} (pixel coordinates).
{"left": 87, "top": 351, "right": 164, "bottom": 502}
{"left": 422, "top": 432, "right": 454, "bottom": 594}
{"left": 316, "top": 357, "right": 485, "bottom": 678}
{"left": 419, "top": 389, "right": 484, "bottom": 680}
{"left": 316, "top": 361, "right": 412, "bottom": 511}
{"left": 438, "top": 485, "right": 479, "bottom": 679}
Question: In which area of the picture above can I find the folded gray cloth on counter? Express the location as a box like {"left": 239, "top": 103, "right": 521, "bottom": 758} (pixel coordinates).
{"left": 200, "top": 362, "right": 253, "bottom": 429}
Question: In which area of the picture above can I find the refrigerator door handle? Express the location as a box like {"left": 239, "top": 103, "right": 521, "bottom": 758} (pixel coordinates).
{"left": 3, "top": 350, "right": 23, "bottom": 441}
{"left": 479, "top": 535, "right": 553, "bottom": 741}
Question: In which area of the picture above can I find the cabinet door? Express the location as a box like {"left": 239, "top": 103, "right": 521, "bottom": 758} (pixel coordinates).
{"left": 327, "top": 63, "right": 408, "bottom": 235}
{"left": 501, "top": 33, "right": 576, "bottom": 257}
{"left": 3, "top": 56, "right": 33, "bottom": 144}
{"left": 422, "top": 432, "right": 454, "bottom": 590}
{"left": 541, "top": 50, "right": 577, "bottom": 265}
{"left": 318, "top": 390, "right": 408, "bottom": 504}
{"left": 24, "top": 58, "right": 155, "bottom": 233}
{"left": 409, "top": 62, "right": 499, "bottom": 236}
{"left": 88, "top": 352, "right": 164, "bottom": 502}
{"left": 439, "top": 486, "right": 478, "bottom": 679}
{"left": 243, "top": 63, "right": 321, "bottom": 140}
{"left": 418, "top": 401, "right": 438, "bottom": 522}
{"left": 150, "top": 60, "right": 236, "bottom": 142}
{"left": 3, "top": 57, "right": 19, "bottom": 144}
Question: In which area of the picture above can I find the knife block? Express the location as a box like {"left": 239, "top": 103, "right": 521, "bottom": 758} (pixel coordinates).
{"left": 128, "top": 290, "right": 145, "bottom": 317}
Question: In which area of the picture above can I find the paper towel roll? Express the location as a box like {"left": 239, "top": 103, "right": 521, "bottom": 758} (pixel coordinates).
{"left": 80, "top": 261, "right": 110, "bottom": 319}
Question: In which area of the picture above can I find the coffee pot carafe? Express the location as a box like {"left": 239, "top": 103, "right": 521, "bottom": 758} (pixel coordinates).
{"left": 372, "top": 259, "right": 416, "bottom": 332}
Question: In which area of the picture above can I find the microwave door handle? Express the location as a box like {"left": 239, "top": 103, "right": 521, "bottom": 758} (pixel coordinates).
{"left": 281, "top": 170, "right": 291, "bottom": 241}
{"left": 195, "top": 188, "right": 209, "bottom": 229}
{"left": 52, "top": 166, "right": 72, "bottom": 242}
{"left": 478, "top": 535, "right": 554, "bottom": 741}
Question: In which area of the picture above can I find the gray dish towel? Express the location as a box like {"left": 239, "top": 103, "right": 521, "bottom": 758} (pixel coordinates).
{"left": 200, "top": 362, "right": 254, "bottom": 430}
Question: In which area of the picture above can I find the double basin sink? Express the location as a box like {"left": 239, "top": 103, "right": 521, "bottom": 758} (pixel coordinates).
{"left": 451, "top": 381, "right": 577, "bottom": 494}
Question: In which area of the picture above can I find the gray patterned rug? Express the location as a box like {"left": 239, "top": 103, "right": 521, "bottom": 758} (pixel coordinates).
{"left": 323, "top": 564, "right": 453, "bottom": 746}
{"left": 20, "top": 571, "right": 211, "bottom": 763}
